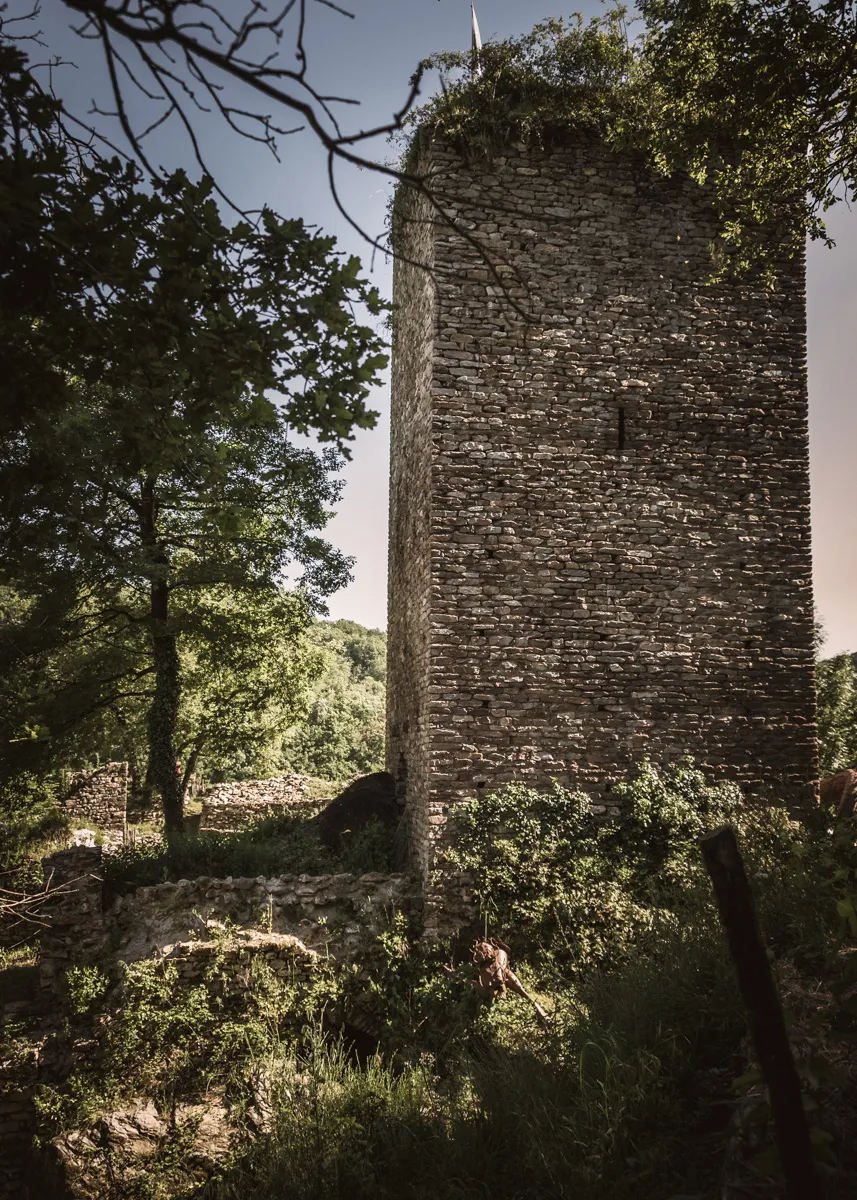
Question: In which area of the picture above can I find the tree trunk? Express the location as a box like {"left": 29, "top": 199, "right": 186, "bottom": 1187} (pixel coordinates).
{"left": 181, "top": 744, "right": 202, "bottom": 801}
{"left": 140, "top": 477, "right": 183, "bottom": 837}
{"left": 147, "top": 611, "right": 183, "bottom": 834}
{"left": 111, "top": 705, "right": 141, "bottom": 801}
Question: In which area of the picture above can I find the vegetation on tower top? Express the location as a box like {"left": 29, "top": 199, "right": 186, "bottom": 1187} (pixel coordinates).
{"left": 397, "top": 1, "right": 857, "bottom": 276}
{"left": 401, "top": 12, "right": 638, "bottom": 161}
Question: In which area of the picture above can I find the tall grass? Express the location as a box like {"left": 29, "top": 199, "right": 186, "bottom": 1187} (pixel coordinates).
{"left": 210, "top": 928, "right": 739, "bottom": 1200}
{"left": 102, "top": 813, "right": 395, "bottom": 898}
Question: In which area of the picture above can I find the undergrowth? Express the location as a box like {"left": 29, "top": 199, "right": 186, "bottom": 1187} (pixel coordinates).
{"left": 29, "top": 761, "right": 857, "bottom": 1198}
{"left": 0, "top": 772, "right": 69, "bottom": 879}
{"left": 102, "top": 813, "right": 394, "bottom": 899}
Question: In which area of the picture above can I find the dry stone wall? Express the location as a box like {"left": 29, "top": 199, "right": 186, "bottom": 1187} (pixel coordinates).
{"left": 38, "top": 848, "right": 418, "bottom": 984}
{"left": 61, "top": 768, "right": 315, "bottom": 836}
{"left": 199, "top": 776, "right": 313, "bottom": 831}
{"left": 0, "top": 1076, "right": 36, "bottom": 1200}
{"left": 110, "top": 869, "right": 418, "bottom": 962}
{"left": 39, "top": 847, "right": 107, "bottom": 992}
{"left": 388, "top": 135, "right": 817, "bottom": 894}
{"left": 64, "top": 762, "right": 128, "bottom": 831}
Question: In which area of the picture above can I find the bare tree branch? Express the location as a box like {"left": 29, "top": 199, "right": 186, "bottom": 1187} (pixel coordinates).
{"left": 7, "top": 2, "right": 537, "bottom": 316}
{"left": 0, "top": 870, "right": 93, "bottom": 934}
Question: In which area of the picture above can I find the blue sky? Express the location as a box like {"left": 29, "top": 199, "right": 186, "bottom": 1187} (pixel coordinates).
{"left": 32, "top": 0, "right": 857, "bottom": 654}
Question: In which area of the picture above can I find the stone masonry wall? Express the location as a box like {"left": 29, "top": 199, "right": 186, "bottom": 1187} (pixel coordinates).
{"left": 38, "top": 848, "right": 419, "bottom": 984}
{"left": 386, "top": 180, "right": 438, "bottom": 869}
{"left": 388, "top": 135, "right": 817, "bottom": 887}
{"left": 0, "top": 1075, "right": 36, "bottom": 1200}
{"left": 199, "top": 776, "right": 312, "bottom": 831}
{"left": 64, "top": 762, "right": 128, "bottom": 831}
{"left": 110, "top": 869, "right": 418, "bottom": 961}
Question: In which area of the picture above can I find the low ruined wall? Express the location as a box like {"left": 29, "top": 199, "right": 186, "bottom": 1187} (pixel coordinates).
{"left": 21, "top": 850, "right": 420, "bottom": 1200}
{"left": 39, "top": 848, "right": 420, "bottom": 986}
{"left": 64, "top": 762, "right": 128, "bottom": 831}
{"left": 110, "top": 869, "right": 418, "bottom": 961}
{"left": 199, "top": 776, "right": 315, "bottom": 831}
{"left": 61, "top": 768, "right": 319, "bottom": 835}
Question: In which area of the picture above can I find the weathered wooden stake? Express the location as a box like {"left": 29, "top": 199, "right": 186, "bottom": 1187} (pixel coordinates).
{"left": 700, "top": 825, "right": 821, "bottom": 1200}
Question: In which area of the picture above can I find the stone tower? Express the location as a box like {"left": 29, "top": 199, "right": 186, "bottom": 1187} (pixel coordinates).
{"left": 386, "top": 134, "right": 817, "bottom": 882}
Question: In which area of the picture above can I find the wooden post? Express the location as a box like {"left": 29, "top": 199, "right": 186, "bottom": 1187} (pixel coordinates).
{"left": 700, "top": 826, "right": 820, "bottom": 1199}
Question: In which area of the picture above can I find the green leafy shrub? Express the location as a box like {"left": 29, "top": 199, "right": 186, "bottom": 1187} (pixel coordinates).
{"left": 103, "top": 816, "right": 332, "bottom": 897}
{"left": 402, "top": 12, "right": 637, "bottom": 165}
{"left": 336, "top": 818, "right": 394, "bottom": 875}
{"left": 279, "top": 621, "right": 386, "bottom": 781}
{"left": 606, "top": 759, "right": 743, "bottom": 873}
{"left": 448, "top": 760, "right": 842, "bottom": 980}
{"left": 817, "top": 651, "right": 857, "bottom": 774}
{"left": 63, "top": 965, "right": 110, "bottom": 1017}
{"left": 0, "top": 774, "right": 68, "bottom": 876}
{"left": 37, "top": 937, "right": 344, "bottom": 1138}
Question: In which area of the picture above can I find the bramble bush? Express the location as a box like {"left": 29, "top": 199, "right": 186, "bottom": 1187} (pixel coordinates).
{"left": 446, "top": 760, "right": 753, "bottom": 975}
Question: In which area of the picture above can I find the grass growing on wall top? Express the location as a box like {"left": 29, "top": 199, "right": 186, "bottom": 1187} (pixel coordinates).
{"left": 396, "top": 12, "right": 639, "bottom": 170}
{"left": 102, "top": 811, "right": 396, "bottom": 897}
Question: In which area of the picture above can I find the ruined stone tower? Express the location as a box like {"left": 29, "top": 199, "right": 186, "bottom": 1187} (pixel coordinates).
{"left": 386, "top": 135, "right": 817, "bottom": 881}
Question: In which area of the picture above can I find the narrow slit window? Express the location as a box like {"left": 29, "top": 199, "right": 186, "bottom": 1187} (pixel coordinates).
{"left": 618, "top": 406, "right": 626, "bottom": 454}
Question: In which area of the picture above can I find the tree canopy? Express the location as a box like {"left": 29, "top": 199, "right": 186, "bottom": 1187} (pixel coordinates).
{"left": 1, "top": 3, "right": 851, "bottom": 272}
{"left": 279, "top": 621, "right": 386, "bottom": 781}
{"left": 0, "top": 35, "right": 389, "bottom": 828}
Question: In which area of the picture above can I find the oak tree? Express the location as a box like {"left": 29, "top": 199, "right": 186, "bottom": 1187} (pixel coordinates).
{"left": 0, "top": 41, "right": 388, "bottom": 829}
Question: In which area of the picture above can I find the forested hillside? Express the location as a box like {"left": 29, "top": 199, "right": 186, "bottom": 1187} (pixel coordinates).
{"left": 279, "top": 621, "right": 386, "bottom": 781}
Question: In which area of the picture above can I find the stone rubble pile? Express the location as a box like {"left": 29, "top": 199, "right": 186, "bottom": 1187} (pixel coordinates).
{"left": 162, "top": 929, "right": 319, "bottom": 991}
{"left": 48, "top": 1096, "right": 234, "bottom": 1200}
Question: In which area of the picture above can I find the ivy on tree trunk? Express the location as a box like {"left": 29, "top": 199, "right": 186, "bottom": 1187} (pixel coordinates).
{"left": 148, "top": 601, "right": 183, "bottom": 834}
{"left": 141, "top": 478, "right": 182, "bottom": 833}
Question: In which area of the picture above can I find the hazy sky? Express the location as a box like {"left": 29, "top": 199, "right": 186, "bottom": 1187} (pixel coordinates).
{"left": 34, "top": 1, "right": 857, "bottom": 654}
